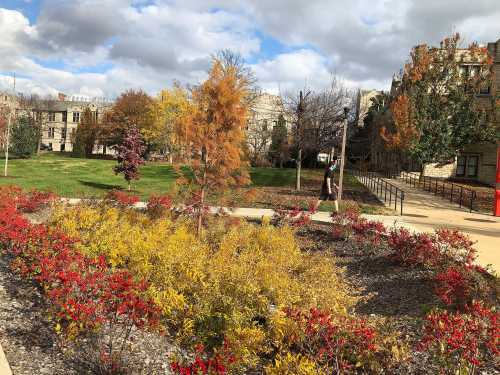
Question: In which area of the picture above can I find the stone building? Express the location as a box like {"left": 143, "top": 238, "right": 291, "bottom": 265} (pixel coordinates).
{"left": 354, "top": 89, "right": 382, "bottom": 128}
{"left": 31, "top": 98, "right": 111, "bottom": 152}
{"left": 3, "top": 94, "right": 112, "bottom": 153}
{"left": 246, "top": 92, "right": 289, "bottom": 165}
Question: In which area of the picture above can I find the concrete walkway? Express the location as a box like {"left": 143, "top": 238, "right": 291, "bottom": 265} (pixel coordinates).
{"left": 361, "top": 178, "right": 500, "bottom": 271}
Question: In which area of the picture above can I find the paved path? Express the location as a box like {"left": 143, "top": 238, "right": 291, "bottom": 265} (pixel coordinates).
{"left": 361, "top": 178, "right": 500, "bottom": 271}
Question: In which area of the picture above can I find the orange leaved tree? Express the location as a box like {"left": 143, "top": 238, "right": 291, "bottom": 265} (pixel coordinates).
{"left": 179, "top": 58, "right": 251, "bottom": 234}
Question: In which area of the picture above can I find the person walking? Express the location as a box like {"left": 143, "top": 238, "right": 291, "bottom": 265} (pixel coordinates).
{"left": 314, "top": 157, "right": 339, "bottom": 213}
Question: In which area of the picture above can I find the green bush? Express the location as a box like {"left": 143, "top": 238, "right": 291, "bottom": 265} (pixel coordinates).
{"left": 10, "top": 116, "right": 40, "bottom": 158}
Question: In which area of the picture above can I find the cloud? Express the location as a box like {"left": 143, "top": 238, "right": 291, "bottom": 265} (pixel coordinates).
{"left": 0, "top": 0, "right": 499, "bottom": 98}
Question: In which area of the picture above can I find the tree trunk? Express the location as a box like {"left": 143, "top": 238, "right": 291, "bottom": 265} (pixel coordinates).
{"left": 296, "top": 149, "right": 302, "bottom": 191}
{"left": 128, "top": 181, "right": 131, "bottom": 191}
{"left": 197, "top": 185, "right": 205, "bottom": 236}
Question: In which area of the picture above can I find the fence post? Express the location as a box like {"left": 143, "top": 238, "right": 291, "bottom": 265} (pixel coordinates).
{"left": 450, "top": 184, "right": 454, "bottom": 202}
{"left": 469, "top": 191, "right": 475, "bottom": 213}
{"left": 400, "top": 191, "right": 404, "bottom": 215}
{"left": 459, "top": 187, "right": 463, "bottom": 208}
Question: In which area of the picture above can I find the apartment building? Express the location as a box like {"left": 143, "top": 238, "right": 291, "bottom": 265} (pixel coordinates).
{"left": 32, "top": 99, "right": 111, "bottom": 152}
{"left": 370, "top": 38, "right": 500, "bottom": 186}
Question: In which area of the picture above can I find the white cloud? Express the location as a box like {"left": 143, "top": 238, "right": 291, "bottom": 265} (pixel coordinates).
{"left": 1, "top": 0, "right": 499, "bottom": 97}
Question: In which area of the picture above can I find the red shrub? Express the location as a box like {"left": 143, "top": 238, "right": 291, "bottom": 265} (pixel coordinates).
{"left": 387, "top": 228, "right": 442, "bottom": 267}
{"left": 284, "top": 307, "right": 379, "bottom": 373}
{"left": 331, "top": 208, "right": 386, "bottom": 252}
{"left": 171, "top": 341, "right": 236, "bottom": 375}
{"left": 0, "top": 189, "right": 162, "bottom": 372}
{"left": 105, "top": 189, "right": 140, "bottom": 208}
{"left": 433, "top": 265, "right": 494, "bottom": 308}
{"left": 272, "top": 202, "right": 316, "bottom": 227}
{"left": 418, "top": 301, "right": 499, "bottom": 370}
{"left": 434, "top": 266, "right": 471, "bottom": 307}
{"left": 434, "top": 228, "right": 477, "bottom": 265}
{"left": 146, "top": 194, "right": 173, "bottom": 218}
{"left": 18, "top": 190, "right": 57, "bottom": 212}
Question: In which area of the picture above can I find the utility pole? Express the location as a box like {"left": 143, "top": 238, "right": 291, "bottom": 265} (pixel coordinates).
{"left": 338, "top": 106, "right": 349, "bottom": 203}
{"left": 4, "top": 73, "right": 15, "bottom": 177}
{"left": 295, "top": 90, "right": 303, "bottom": 191}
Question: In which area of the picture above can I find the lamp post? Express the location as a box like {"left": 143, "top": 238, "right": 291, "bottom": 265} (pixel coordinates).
{"left": 337, "top": 104, "right": 350, "bottom": 204}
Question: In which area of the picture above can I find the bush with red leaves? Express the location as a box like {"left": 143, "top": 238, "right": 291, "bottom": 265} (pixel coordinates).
{"left": 0, "top": 188, "right": 161, "bottom": 373}
{"left": 433, "top": 264, "right": 495, "bottom": 308}
{"left": 146, "top": 194, "right": 173, "bottom": 218}
{"left": 272, "top": 201, "right": 316, "bottom": 228}
{"left": 283, "top": 307, "right": 385, "bottom": 373}
{"left": 104, "top": 189, "right": 140, "bottom": 208}
{"left": 418, "top": 301, "right": 499, "bottom": 372}
{"left": 0, "top": 185, "right": 56, "bottom": 212}
{"left": 171, "top": 341, "right": 236, "bottom": 375}
{"left": 387, "top": 228, "right": 443, "bottom": 268}
{"left": 331, "top": 208, "right": 386, "bottom": 253}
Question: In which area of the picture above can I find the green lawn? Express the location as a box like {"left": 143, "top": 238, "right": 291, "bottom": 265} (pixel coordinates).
{"left": 0, "top": 154, "right": 386, "bottom": 214}
{"left": 0, "top": 153, "right": 177, "bottom": 198}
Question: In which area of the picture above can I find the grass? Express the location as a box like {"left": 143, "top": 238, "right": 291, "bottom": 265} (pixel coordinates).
{"left": 0, "top": 153, "right": 177, "bottom": 199}
{"left": 0, "top": 153, "right": 388, "bottom": 213}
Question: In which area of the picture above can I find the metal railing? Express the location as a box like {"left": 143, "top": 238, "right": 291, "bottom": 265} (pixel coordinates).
{"left": 350, "top": 169, "right": 405, "bottom": 215}
{"left": 400, "top": 171, "right": 477, "bottom": 212}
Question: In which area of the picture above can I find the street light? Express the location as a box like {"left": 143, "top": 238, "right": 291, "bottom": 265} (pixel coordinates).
{"left": 337, "top": 99, "right": 351, "bottom": 204}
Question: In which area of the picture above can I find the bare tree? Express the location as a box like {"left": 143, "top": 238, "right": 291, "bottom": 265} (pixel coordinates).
{"left": 283, "top": 77, "right": 354, "bottom": 190}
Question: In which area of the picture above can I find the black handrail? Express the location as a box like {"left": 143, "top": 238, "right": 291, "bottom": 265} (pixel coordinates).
{"left": 400, "top": 171, "right": 477, "bottom": 212}
{"left": 350, "top": 169, "right": 405, "bottom": 215}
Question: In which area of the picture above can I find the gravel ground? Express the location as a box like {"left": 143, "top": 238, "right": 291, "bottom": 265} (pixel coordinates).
{"left": 0, "top": 256, "right": 77, "bottom": 375}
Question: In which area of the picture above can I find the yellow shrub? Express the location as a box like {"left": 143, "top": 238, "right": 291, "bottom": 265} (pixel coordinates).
{"left": 50, "top": 203, "right": 354, "bottom": 369}
{"left": 264, "top": 353, "right": 319, "bottom": 375}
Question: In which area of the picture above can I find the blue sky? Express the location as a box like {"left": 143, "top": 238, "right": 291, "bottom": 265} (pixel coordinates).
{"left": 1, "top": 0, "right": 499, "bottom": 97}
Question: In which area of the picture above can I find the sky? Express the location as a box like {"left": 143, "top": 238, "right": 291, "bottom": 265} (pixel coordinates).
{"left": 0, "top": 0, "right": 499, "bottom": 99}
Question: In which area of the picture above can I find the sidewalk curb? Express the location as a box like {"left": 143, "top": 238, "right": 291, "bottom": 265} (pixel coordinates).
{"left": 0, "top": 343, "right": 12, "bottom": 375}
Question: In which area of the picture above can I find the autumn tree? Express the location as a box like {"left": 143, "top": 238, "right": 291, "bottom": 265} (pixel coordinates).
{"left": 105, "top": 90, "right": 155, "bottom": 155}
{"left": 72, "top": 107, "right": 100, "bottom": 158}
{"left": 113, "top": 126, "right": 145, "bottom": 191}
{"left": 382, "top": 34, "right": 498, "bottom": 166}
{"left": 151, "top": 85, "right": 191, "bottom": 163}
{"left": 178, "top": 58, "right": 251, "bottom": 234}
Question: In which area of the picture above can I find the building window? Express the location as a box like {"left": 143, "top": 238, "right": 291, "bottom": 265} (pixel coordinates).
{"left": 73, "top": 112, "right": 80, "bottom": 123}
{"left": 62, "top": 112, "right": 67, "bottom": 122}
{"left": 48, "top": 112, "right": 56, "bottom": 122}
{"left": 62, "top": 128, "right": 67, "bottom": 139}
{"left": 48, "top": 127, "right": 55, "bottom": 138}
{"left": 467, "top": 156, "right": 478, "bottom": 177}
{"left": 456, "top": 155, "right": 478, "bottom": 178}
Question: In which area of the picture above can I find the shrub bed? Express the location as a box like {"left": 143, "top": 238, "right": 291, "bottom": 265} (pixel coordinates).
{"left": 1, "top": 186, "right": 498, "bottom": 374}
